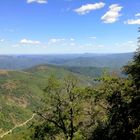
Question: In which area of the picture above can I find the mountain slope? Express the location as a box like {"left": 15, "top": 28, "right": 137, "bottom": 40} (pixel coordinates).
{"left": 60, "top": 53, "right": 133, "bottom": 68}
{"left": 0, "top": 53, "right": 133, "bottom": 70}
{"left": 0, "top": 64, "right": 92, "bottom": 134}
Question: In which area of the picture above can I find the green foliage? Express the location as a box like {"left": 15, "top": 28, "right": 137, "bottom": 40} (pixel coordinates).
{"left": 32, "top": 75, "right": 102, "bottom": 140}
{"left": 89, "top": 77, "right": 135, "bottom": 140}
{"left": 0, "top": 65, "right": 91, "bottom": 135}
{"left": 0, "top": 33, "right": 138, "bottom": 139}
{"left": 63, "top": 66, "right": 106, "bottom": 78}
{"left": 90, "top": 28, "right": 140, "bottom": 140}
{"left": 32, "top": 122, "right": 57, "bottom": 140}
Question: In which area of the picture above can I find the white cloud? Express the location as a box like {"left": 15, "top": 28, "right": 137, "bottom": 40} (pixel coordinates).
{"left": 124, "top": 19, "right": 140, "bottom": 25}
{"left": 74, "top": 2, "right": 105, "bottom": 15}
{"left": 70, "top": 43, "right": 75, "bottom": 46}
{"left": 116, "top": 41, "right": 134, "bottom": 46}
{"left": 70, "top": 38, "right": 75, "bottom": 41}
{"left": 89, "top": 36, "right": 97, "bottom": 39}
{"left": 135, "top": 13, "right": 140, "bottom": 17}
{"left": 124, "top": 13, "right": 140, "bottom": 25}
{"left": 101, "top": 4, "right": 122, "bottom": 23}
{"left": 115, "top": 40, "right": 137, "bottom": 51}
{"left": 0, "top": 39, "right": 5, "bottom": 42}
{"left": 27, "top": 0, "right": 47, "bottom": 4}
{"left": 48, "top": 38, "right": 65, "bottom": 44}
{"left": 48, "top": 38, "right": 75, "bottom": 45}
{"left": 20, "top": 39, "right": 41, "bottom": 45}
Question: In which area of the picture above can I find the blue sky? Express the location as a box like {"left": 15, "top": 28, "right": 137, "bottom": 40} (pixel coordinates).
{"left": 0, "top": 0, "right": 140, "bottom": 54}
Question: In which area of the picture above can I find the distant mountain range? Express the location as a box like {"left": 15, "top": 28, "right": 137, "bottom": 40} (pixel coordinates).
{"left": 0, "top": 53, "right": 134, "bottom": 70}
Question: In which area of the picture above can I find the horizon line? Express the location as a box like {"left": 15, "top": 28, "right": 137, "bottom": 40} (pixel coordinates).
{"left": 0, "top": 52, "right": 134, "bottom": 55}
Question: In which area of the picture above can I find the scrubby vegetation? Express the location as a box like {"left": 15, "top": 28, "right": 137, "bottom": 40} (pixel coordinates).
{"left": 0, "top": 30, "right": 140, "bottom": 139}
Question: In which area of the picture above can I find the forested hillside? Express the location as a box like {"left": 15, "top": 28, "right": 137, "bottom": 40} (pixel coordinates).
{"left": 0, "top": 49, "right": 139, "bottom": 140}
{"left": 0, "top": 53, "right": 133, "bottom": 70}
{"left": 0, "top": 65, "right": 92, "bottom": 137}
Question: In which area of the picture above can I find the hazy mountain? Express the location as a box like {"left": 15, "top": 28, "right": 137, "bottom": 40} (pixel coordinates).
{"left": 0, "top": 53, "right": 134, "bottom": 70}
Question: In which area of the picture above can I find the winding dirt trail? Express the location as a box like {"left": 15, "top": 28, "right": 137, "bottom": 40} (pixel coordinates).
{"left": 0, "top": 113, "right": 35, "bottom": 139}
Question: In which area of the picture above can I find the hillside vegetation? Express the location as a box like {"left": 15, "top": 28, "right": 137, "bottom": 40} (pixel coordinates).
{"left": 0, "top": 64, "right": 96, "bottom": 135}
{"left": 0, "top": 53, "right": 133, "bottom": 70}
{"left": 0, "top": 52, "right": 139, "bottom": 140}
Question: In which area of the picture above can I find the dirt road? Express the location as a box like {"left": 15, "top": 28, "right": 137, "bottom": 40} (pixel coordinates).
{"left": 0, "top": 113, "right": 35, "bottom": 138}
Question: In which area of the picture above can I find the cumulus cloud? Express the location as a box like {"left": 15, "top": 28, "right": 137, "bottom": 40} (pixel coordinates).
{"left": 27, "top": 0, "right": 47, "bottom": 4}
{"left": 124, "top": 19, "right": 140, "bottom": 25}
{"left": 115, "top": 41, "right": 137, "bottom": 51}
{"left": 20, "top": 39, "right": 41, "bottom": 45}
{"left": 48, "top": 38, "right": 75, "bottom": 45}
{"left": 0, "top": 39, "right": 5, "bottom": 42}
{"left": 124, "top": 12, "right": 140, "bottom": 25}
{"left": 70, "top": 38, "right": 75, "bottom": 41}
{"left": 74, "top": 2, "right": 105, "bottom": 15}
{"left": 70, "top": 43, "right": 75, "bottom": 46}
{"left": 89, "top": 36, "right": 97, "bottom": 39}
{"left": 48, "top": 38, "right": 65, "bottom": 44}
{"left": 101, "top": 4, "right": 122, "bottom": 23}
{"left": 135, "top": 13, "right": 140, "bottom": 17}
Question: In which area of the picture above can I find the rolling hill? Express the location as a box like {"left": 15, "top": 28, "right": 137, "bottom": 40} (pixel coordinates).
{"left": 0, "top": 64, "right": 94, "bottom": 135}
{"left": 0, "top": 53, "right": 133, "bottom": 70}
{"left": 0, "top": 53, "right": 133, "bottom": 138}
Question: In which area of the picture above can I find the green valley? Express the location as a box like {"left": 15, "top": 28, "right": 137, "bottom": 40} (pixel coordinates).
{"left": 0, "top": 64, "right": 97, "bottom": 136}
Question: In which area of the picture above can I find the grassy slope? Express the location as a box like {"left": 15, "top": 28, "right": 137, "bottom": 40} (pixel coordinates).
{"left": 0, "top": 64, "right": 94, "bottom": 134}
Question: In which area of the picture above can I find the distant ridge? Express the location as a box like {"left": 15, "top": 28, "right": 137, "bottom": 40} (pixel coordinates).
{"left": 0, "top": 52, "right": 134, "bottom": 70}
